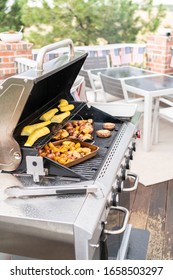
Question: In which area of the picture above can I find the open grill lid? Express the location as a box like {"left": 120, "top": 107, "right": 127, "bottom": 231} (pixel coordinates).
{"left": 0, "top": 39, "right": 87, "bottom": 171}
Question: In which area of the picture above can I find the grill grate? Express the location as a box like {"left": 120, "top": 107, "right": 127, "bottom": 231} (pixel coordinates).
{"left": 69, "top": 122, "right": 121, "bottom": 180}
{"left": 70, "top": 147, "right": 107, "bottom": 180}
{"left": 14, "top": 101, "right": 124, "bottom": 180}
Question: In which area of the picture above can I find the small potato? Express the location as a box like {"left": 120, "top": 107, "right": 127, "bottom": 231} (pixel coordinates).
{"left": 69, "top": 142, "right": 75, "bottom": 148}
{"left": 58, "top": 158, "right": 67, "bottom": 165}
{"left": 75, "top": 142, "right": 81, "bottom": 149}
{"left": 65, "top": 122, "right": 73, "bottom": 128}
{"left": 47, "top": 153, "right": 55, "bottom": 160}
{"left": 81, "top": 147, "right": 91, "bottom": 155}
{"left": 63, "top": 141, "right": 72, "bottom": 146}
{"left": 40, "top": 152, "right": 47, "bottom": 157}
{"left": 76, "top": 147, "right": 83, "bottom": 153}
{"left": 88, "top": 118, "right": 93, "bottom": 124}
{"left": 66, "top": 158, "right": 73, "bottom": 163}
{"left": 68, "top": 128, "right": 74, "bottom": 135}
{"left": 72, "top": 131, "right": 80, "bottom": 138}
{"left": 72, "top": 151, "right": 82, "bottom": 159}
{"left": 54, "top": 156, "right": 60, "bottom": 162}
{"left": 48, "top": 142, "right": 56, "bottom": 150}
{"left": 44, "top": 144, "right": 50, "bottom": 151}
{"left": 60, "top": 147, "right": 68, "bottom": 153}
{"left": 67, "top": 151, "right": 73, "bottom": 157}
{"left": 72, "top": 120, "right": 79, "bottom": 127}
{"left": 38, "top": 148, "right": 43, "bottom": 155}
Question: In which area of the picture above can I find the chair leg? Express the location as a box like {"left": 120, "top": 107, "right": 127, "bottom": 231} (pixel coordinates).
{"left": 154, "top": 116, "right": 159, "bottom": 145}
{"left": 151, "top": 97, "right": 160, "bottom": 145}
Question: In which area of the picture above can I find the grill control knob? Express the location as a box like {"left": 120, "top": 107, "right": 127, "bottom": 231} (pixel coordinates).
{"left": 132, "top": 142, "right": 136, "bottom": 152}
{"left": 121, "top": 166, "right": 126, "bottom": 181}
{"left": 129, "top": 148, "right": 133, "bottom": 160}
{"left": 106, "top": 192, "right": 113, "bottom": 208}
{"left": 125, "top": 157, "right": 131, "bottom": 169}
{"left": 117, "top": 177, "right": 123, "bottom": 192}
{"left": 112, "top": 193, "right": 119, "bottom": 206}
{"left": 134, "top": 129, "right": 141, "bottom": 138}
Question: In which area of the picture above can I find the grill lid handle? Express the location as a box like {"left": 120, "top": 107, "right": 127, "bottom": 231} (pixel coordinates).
{"left": 35, "top": 39, "right": 74, "bottom": 75}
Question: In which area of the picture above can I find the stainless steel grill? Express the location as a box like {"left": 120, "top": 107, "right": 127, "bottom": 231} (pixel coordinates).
{"left": 0, "top": 40, "right": 141, "bottom": 260}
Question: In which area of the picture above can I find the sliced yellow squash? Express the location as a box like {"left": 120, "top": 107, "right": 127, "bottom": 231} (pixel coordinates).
{"left": 24, "top": 127, "right": 50, "bottom": 147}
{"left": 21, "top": 120, "right": 51, "bottom": 136}
{"left": 59, "top": 104, "right": 75, "bottom": 112}
{"left": 51, "top": 111, "right": 71, "bottom": 123}
{"left": 40, "top": 108, "right": 59, "bottom": 121}
{"left": 58, "top": 99, "right": 69, "bottom": 107}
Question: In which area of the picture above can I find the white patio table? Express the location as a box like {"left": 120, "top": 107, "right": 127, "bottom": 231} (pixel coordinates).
{"left": 124, "top": 74, "right": 173, "bottom": 152}
{"left": 89, "top": 65, "right": 157, "bottom": 81}
{"left": 90, "top": 66, "right": 162, "bottom": 152}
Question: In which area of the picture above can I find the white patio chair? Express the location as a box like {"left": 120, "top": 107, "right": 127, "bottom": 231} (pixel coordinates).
{"left": 15, "top": 57, "right": 36, "bottom": 73}
{"left": 152, "top": 97, "right": 173, "bottom": 144}
{"left": 98, "top": 72, "right": 144, "bottom": 110}
{"left": 82, "top": 55, "right": 110, "bottom": 70}
{"left": 79, "top": 55, "right": 111, "bottom": 101}
{"left": 159, "top": 95, "right": 173, "bottom": 106}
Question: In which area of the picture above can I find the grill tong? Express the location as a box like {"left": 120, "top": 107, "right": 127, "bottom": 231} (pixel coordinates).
{"left": 5, "top": 184, "right": 98, "bottom": 199}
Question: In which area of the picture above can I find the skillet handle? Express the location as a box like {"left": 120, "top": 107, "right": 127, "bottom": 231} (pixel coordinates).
{"left": 35, "top": 39, "right": 74, "bottom": 75}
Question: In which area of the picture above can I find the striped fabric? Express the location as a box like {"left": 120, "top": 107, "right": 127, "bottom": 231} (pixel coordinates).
{"left": 132, "top": 46, "right": 145, "bottom": 64}
{"left": 121, "top": 47, "right": 132, "bottom": 65}
{"left": 110, "top": 48, "right": 121, "bottom": 66}
{"left": 32, "top": 45, "right": 146, "bottom": 67}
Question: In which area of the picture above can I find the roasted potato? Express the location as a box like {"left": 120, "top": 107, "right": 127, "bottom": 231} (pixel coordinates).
{"left": 39, "top": 140, "right": 92, "bottom": 166}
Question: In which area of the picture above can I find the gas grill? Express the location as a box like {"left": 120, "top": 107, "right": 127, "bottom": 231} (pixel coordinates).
{"left": 0, "top": 39, "right": 141, "bottom": 260}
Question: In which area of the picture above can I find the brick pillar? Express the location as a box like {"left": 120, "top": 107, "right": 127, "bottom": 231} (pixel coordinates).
{"left": 0, "top": 41, "right": 33, "bottom": 80}
{"left": 146, "top": 35, "right": 173, "bottom": 74}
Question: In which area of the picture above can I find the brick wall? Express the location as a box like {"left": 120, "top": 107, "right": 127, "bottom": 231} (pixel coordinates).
{"left": 0, "top": 41, "right": 33, "bottom": 80}
{"left": 146, "top": 35, "right": 173, "bottom": 74}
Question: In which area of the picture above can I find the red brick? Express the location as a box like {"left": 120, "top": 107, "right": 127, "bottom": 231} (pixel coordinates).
{"left": 0, "top": 40, "right": 33, "bottom": 77}
{"left": 0, "top": 51, "right": 15, "bottom": 56}
{"left": 0, "top": 43, "right": 7, "bottom": 51}
{"left": 0, "top": 62, "right": 14, "bottom": 68}
{"left": 146, "top": 34, "right": 173, "bottom": 73}
{"left": 2, "top": 57, "right": 10, "bottom": 62}
{"left": 3, "top": 68, "right": 15, "bottom": 74}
